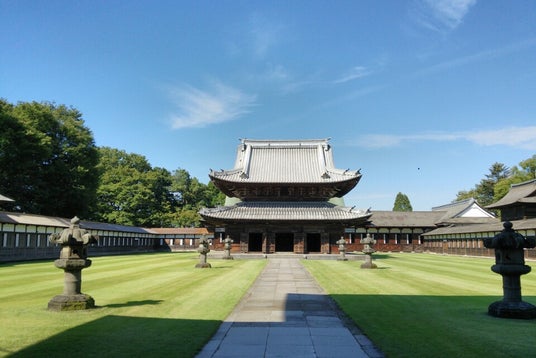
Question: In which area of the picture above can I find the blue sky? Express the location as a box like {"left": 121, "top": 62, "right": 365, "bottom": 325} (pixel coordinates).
{"left": 2, "top": 1, "right": 536, "bottom": 211}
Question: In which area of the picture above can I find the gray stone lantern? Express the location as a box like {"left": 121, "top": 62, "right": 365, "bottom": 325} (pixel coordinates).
{"left": 195, "top": 236, "right": 211, "bottom": 268}
{"left": 48, "top": 216, "right": 98, "bottom": 311}
{"left": 336, "top": 236, "right": 348, "bottom": 261}
{"left": 222, "top": 235, "right": 234, "bottom": 260}
{"left": 360, "top": 233, "right": 377, "bottom": 269}
{"left": 483, "top": 221, "right": 536, "bottom": 319}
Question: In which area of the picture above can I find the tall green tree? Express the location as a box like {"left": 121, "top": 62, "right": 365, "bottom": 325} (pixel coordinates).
{"left": 493, "top": 155, "right": 536, "bottom": 202}
{"left": 95, "top": 147, "right": 176, "bottom": 227}
{"left": 456, "top": 162, "right": 510, "bottom": 206}
{"left": 393, "top": 192, "right": 413, "bottom": 212}
{"left": 0, "top": 100, "right": 99, "bottom": 217}
{"left": 169, "top": 168, "right": 225, "bottom": 227}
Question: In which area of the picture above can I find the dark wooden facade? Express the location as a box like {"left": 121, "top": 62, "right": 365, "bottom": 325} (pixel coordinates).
{"left": 200, "top": 139, "right": 371, "bottom": 254}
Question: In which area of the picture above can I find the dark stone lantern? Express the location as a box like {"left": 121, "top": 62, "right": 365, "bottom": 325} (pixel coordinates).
{"left": 48, "top": 216, "right": 98, "bottom": 311}
{"left": 483, "top": 221, "right": 536, "bottom": 319}
{"left": 195, "top": 236, "right": 212, "bottom": 268}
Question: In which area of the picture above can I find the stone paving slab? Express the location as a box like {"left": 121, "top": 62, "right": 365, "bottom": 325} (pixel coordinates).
{"left": 196, "top": 258, "right": 383, "bottom": 358}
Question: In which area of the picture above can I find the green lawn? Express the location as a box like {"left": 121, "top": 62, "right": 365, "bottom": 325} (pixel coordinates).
{"left": 302, "top": 253, "right": 536, "bottom": 358}
{"left": 0, "top": 253, "right": 266, "bottom": 357}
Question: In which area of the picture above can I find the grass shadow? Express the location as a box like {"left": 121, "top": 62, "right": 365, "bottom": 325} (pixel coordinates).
{"left": 330, "top": 293, "right": 536, "bottom": 358}
{"left": 100, "top": 299, "right": 164, "bottom": 308}
{"left": 8, "top": 315, "right": 221, "bottom": 358}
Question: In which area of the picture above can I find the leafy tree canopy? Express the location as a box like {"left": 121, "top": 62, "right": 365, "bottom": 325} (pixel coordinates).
{"left": 0, "top": 99, "right": 99, "bottom": 217}
{"left": 456, "top": 162, "right": 510, "bottom": 206}
{"left": 493, "top": 155, "right": 536, "bottom": 202}
{"left": 95, "top": 147, "right": 176, "bottom": 227}
{"left": 393, "top": 192, "right": 413, "bottom": 212}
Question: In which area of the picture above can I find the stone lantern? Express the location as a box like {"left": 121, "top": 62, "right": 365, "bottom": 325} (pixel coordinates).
{"left": 195, "top": 236, "right": 211, "bottom": 268}
{"left": 48, "top": 216, "right": 98, "bottom": 311}
{"left": 222, "top": 235, "right": 234, "bottom": 260}
{"left": 360, "top": 233, "right": 377, "bottom": 269}
{"left": 336, "top": 236, "right": 348, "bottom": 261}
{"left": 483, "top": 221, "right": 536, "bottom": 319}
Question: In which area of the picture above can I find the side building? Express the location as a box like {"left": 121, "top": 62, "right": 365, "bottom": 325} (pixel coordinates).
{"left": 422, "top": 180, "right": 536, "bottom": 258}
{"left": 199, "top": 138, "right": 371, "bottom": 254}
{"left": 0, "top": 211, "right": 214, "bottom": 262}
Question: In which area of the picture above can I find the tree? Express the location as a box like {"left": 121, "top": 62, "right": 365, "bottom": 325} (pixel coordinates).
{"left": 0, "top": 100, "right": 99, "bottom": 217}
{"left": 456, "top": 162, "right": 509, "bottom": 206}
{"left": 493, "top": 155, "right": 536, "bottom": 202}
{"left": 393, "top": 192, "right": 413, "bottom": 211}
{"left": 95, "top": 147, "right": 176, "bottom": 227}
{"left": 169, "top": 168, "right": 225, "bottom": 227}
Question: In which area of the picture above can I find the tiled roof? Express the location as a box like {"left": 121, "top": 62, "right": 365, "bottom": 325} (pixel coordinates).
{"left": 432, "top": 198, "right": 494, "bottom": 222}
{"left": 367, "top": 210, "right": 445, "bottom": 227}
{"left": 0, "top": 211, "right": 150, "bottom": 234}
{"left": 487, "top": 179, "right": 536, "bottom": 209}
{"left": 210, "top": 139, "right": 361, "bottom": 184}
{"left": 147, "top": 227, "right": 209, "bottom": 235}
{"left": 199, "top": 201, "right": 371, "bottom": 222}
{"left": 421, "top": 217, "right": 529, "bottom": 237}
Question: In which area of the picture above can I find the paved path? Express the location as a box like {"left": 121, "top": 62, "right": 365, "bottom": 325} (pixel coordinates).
{"left": 196, "top": 258, "right": 382, "bottom": 358}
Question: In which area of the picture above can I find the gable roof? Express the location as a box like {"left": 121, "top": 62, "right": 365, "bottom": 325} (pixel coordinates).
{"left": 432, "top": 198, "right": 495, "bottom": 223}
{"left": 486, "top": 179, "right": 536, "bottom": 209}
{"left": 0, "top": 194, "right": 14, "bottom": 202}
{"left": 210, "top": 138, "right": 361, "bottom": 184}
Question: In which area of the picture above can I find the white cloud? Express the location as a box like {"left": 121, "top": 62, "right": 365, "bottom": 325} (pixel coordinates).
{"left": 333, "top": 66, "right": 371, "bottom": 84}
{"left": 467, "top": 127, "right": 536, "bottom": 149}
{"left": 411, "top": 0, "right": 476, "bottom": 33}
{"left": 167, "top": 81, "right": 256, "bottom": 129}
{"left": 355, "top": 126, "right": 536, "bottom": 150}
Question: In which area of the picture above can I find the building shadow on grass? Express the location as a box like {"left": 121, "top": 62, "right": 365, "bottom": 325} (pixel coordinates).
{"left": 329, "top": 294, "right": 536, "bottom": 357}
{"left": 8, "top": 315, "right": 221, "bottom": 358}
{"left": 100, "top": 299, "right": 164, "bottom": 308}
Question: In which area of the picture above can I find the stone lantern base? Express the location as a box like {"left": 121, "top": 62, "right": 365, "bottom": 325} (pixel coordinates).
{"left": 360, "top": 253, "right": 377, "bottom": 269}
{"left": 360, "top": 261, "right": 377, "bottom": 269}
{"left": 195, "top": 263, "right": 212, "bottom": 268}
{"left": 488, "top": 300, "right": 536, "bottom": 319}
{"left": 48, "top": 294, "right": 95, "bottom": 311}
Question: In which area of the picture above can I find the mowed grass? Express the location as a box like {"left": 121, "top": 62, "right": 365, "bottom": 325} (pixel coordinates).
{"left": 302, "top": 253, "right": 536, "bottom": 358}
{"left": 0, "top": 253, "right": 266, "bottom": 357}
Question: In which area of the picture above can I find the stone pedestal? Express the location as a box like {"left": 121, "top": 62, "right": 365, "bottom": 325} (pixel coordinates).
{"left": 361, "top": 249, "right": 377, "bottom": 269}
{"left": 195, "top": 254, "right": 212, "bottom": 268}
{"left": 483, "top": 222, "right": 536, "bottom": 319}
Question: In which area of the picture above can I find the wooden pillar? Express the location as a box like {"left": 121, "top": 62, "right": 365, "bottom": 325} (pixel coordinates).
{"left": 321, "top": 232, "right": 330, "bottom": 254}
{"left": 240, "top": 232, "right": 248, "bottom": 253}
{"left": 294, "top": 233, "right": 305, "bottom": 254}
{"left": 264, "top": 232, "right": 275, "bottom": 254}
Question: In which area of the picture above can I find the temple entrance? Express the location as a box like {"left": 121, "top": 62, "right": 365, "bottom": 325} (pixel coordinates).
{"left": 306, "top": 233, "right": 321, "bottom": 253}
{"left": 275, "top": 233, "right": 294, "bottom": 252}
{"left": 248, "top": 232, "right": 263, "bottom": 252}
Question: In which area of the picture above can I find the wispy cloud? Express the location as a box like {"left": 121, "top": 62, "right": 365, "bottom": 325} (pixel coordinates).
{"left": 415, "top": 37, "right": 536, "bottom": 76}
{"left": 410, "top": 0, "right": 476, "bottom": 33}
{"left": 320, "top": 84, "right": 388, "bottom": 108}
{"left": 354, "top": 126, "right": 536, "bottom": 150}
{"left": 167, "top": 81, "right": 256, "bottom": 129}
{"left": 333, "top": 66, "right": 371, "bottom": 84}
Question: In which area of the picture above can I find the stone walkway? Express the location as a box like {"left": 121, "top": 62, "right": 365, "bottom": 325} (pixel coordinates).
{"left": 196, "top": 258, "right": 383, "bottom": 358}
